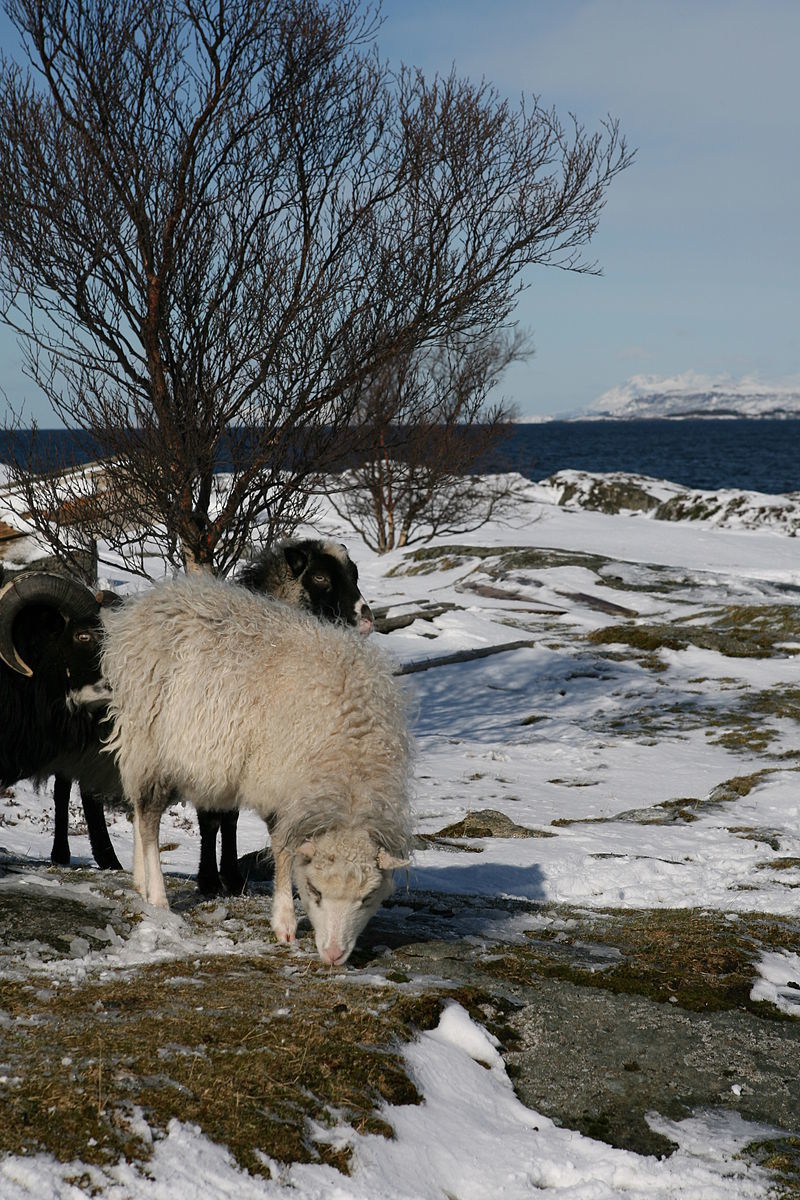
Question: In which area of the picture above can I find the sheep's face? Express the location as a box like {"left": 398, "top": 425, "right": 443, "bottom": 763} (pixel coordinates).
{"left": 285, "top": 542, "right": 374, "bottom": 634}
{"left": 293, "top": 830, "right": 407, "bottom": 965}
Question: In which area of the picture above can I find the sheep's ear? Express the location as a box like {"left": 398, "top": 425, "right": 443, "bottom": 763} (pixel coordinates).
{"left": 284, "top": 545, "right": 308, "bottom": 578}
{"left": 377, "top": 849, "right": 410, "bottom": 871}
{"left": 95, "top": 589, "right": 122, "bottom": 609}
{"left": 296, "top": 841, "right": 316, "bottom": 862}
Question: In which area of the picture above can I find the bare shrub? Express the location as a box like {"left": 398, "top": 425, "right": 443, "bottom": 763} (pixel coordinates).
{"left": 0, "top": 1, "right": 631, "bottom": 575}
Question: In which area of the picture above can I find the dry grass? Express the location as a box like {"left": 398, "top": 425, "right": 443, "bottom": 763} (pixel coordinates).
{"left": 0, "top": 953, "right": 437, "bottom": 1179}
{"left": 481, "top": 908, "right": 800, "bottom": 1016}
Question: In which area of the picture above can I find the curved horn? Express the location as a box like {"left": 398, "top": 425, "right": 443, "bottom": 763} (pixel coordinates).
{"left": 0, "top": 572, "right": 100, "bottom": 677}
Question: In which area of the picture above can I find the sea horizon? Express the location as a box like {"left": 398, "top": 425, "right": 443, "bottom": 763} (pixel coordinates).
{"left": 2, "top": 417, "right": 800, "bottom": 496}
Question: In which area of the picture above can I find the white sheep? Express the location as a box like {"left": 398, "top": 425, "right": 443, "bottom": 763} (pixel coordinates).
{"left": 101, "top": 573, "right": 412, "bottom": 964}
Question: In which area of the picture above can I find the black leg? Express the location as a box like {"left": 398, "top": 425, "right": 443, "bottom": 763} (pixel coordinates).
{"left": 50, "top": 773, "right": 71, "bottom": 866}
{"left": 219, "top": 810, "right": 245, "bottom": 894}
{"left": 80, "top": 788, "right": 122, "bottom": 870}
{"left": 196, "top": 808, "right": 224, "bottom": 895}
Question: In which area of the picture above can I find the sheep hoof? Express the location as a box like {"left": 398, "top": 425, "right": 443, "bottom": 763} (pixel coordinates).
{"left": 197, "top": 873, "right": 224, "bottom": 897}
{"left": 221, "top": 870, "right": 247, "bottom": 896}
{"left": 95, "top": 851, "right": 123, "bottom": 871}
{"left": 271, "top": 906, "right": 297, "bottom": 944}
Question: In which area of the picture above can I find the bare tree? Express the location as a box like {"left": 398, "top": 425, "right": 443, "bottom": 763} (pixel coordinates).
{"left": 0, "top": 0, "right": 632, "bottom": 577}
{"left": 329, "top": 334, "right": 530, "bottom": 552}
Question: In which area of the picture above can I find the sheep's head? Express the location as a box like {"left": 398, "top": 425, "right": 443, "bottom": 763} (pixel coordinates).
{"left": 0, "top": 571, "right": 107, "bottom": 683}
{"left": 284, "top": 541, "right": 374, "bottom": 634}
{"left": 292, "top": 828, "right": 408, "bottom": 965}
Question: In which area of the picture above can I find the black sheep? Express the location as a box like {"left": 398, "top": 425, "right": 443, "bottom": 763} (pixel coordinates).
{"left": 0, "top": 571, "right": 121, "bottom": 868}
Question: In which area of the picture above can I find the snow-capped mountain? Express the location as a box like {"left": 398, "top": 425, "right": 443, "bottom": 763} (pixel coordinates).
{"left": 587, "top": 373, "right": 800, "bottom": 419}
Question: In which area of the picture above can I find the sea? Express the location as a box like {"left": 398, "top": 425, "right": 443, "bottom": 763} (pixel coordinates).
{"left": 498, "top": 418, "right": 800, "bottom": 494}
{"left": 2, "top": 418, "right": 800, "bottom": 495}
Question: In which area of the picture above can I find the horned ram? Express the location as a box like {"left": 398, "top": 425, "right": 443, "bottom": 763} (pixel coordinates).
{"left": 102, "top": 574, "right": 410, "bottom": 964}
{"left": 0, "top": 571, "right": 121, "bottom": 866}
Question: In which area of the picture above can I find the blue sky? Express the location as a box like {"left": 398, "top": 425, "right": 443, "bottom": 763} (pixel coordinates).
{"left": 1, "top": 0, "right": 798, "bottom": 422}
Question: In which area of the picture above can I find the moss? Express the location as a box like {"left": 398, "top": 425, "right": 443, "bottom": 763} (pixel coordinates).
{"left": 709, "top": 726, "right": 776, "bottom": 754}
{"left": 551, "top": 773, "right": 774, "bottom": 829}
{"left": 708, "top": 604, "right": 800, "bottom": 644}
{"left": 598, "top": 679, "right": 800, "bottom": 753}
{"left": 386, "top": 554, "right": 473, "bottom": 577}
{"left": 0, "top": 955, "right": 432, "bottom": 1179}
{"left": 750, "top": 685, "right": 800, "bottom": 722}
{"left": 557, "top": 477, "right": 659, "bottom": 515}
{"left": 479, "top": 908, "right": 800, "bottom": 1017}
{"left": 739, "top": 1137, "right": 800, "bottom": 1197}
{"left": 655, "top": 496, "right": 723, "bottom": 523}
{"left": 390, "top": 544, "right": 614, "bottom": 580}
{"left": 0, "top": 889, "right": 132, "bottom": 958}
{"left": 589, "top": 605, "right": 800, "bottom": 661}
{"left": 712, "top": 771, "right": 774, "bottom": 802}
{"left": 552, "top": 798, "right": 701, "bottom": 827}
{"left": 590, "top": 622, "right": 766, "bottom": 659}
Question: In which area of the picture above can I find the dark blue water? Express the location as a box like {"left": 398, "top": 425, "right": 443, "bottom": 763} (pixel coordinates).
{"left": 490, "top": 419, "right": 800, "bottom": 495}
{"left": 2, "top": 419, "right": 799, "bottom": 495}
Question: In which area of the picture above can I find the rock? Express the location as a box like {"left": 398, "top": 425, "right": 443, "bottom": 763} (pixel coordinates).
{"left": 432, "top": 809, "right": 549, "bottom": 839}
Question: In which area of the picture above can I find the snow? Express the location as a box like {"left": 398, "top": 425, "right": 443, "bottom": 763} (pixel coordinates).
{"left": 750, "top": 950, "right": 800, "bottom": 1017}
{"left": 515, "top": 485, "right": 800, "bottom": 573}
{"left": 2, "top": 473, "right": 800, "bottom": 1196}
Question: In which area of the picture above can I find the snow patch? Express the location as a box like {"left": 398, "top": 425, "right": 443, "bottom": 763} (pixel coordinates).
{"left": 750, "top": 950, "right": 800, "bottom": 1017}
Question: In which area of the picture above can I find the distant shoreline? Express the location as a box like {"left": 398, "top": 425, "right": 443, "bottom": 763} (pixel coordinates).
{"left": 517, "top": 409, "right": 800, "bottom": 423}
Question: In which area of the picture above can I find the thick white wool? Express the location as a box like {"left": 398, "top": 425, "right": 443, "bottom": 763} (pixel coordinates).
{"left": 101, "top": 573, "right": 412, "bottom": 857}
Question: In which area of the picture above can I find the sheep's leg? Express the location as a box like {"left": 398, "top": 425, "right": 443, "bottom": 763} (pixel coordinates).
{"left": 271, "top": 843, "right": 296, "bottom": 943}
{"left": 219, "top": 811, "right": 245, "bottom": 895}
{"left": 80, "top": 788, "right": 122, "bottom": 871}
{"left": 131, "top": 783, "right": 171, "bottom": 908}
{"left": 138, "top": 795, "right": 169, "bottom": 909}
{"left": 196, "top": 809, "right": 223, "bottom": 896}
{"left": 132, "top": 806, "right": 145, "bottom": 898}
{"left": 50, "top": 774, "right": 72, "bottom": 866}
